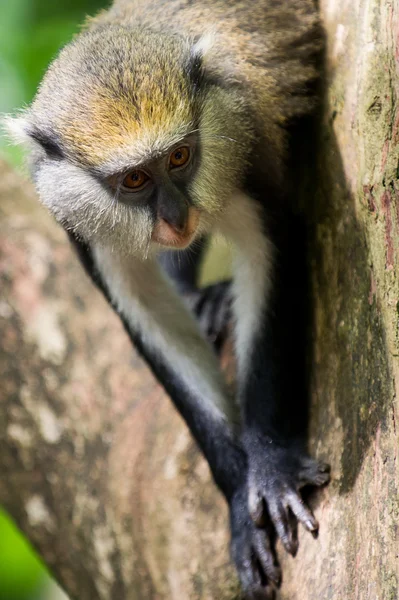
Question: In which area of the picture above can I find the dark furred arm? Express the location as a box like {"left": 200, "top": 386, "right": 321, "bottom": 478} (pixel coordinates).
{"left": 70, "top": 233, "right": 238, "bottom": 492}
{"left": 69, "top": 233, "right": 282, "bottom": 597}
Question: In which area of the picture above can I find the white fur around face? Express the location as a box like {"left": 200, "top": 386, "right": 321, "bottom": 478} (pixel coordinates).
{"left": 93, "top": 245, "right": 237, "bottom": 424}
{"left": 218, "top": 191, "right": 273, "bottom": 385}
{"left": 2, "top": 114, "right": 32, "bottom": 146}
{"left": 34, "top": 159, "right": 153, "bottom": 258}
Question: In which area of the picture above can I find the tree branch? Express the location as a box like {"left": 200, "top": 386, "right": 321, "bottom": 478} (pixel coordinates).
{"left": 0, "top": 159, "right": 238, "bottom": 600}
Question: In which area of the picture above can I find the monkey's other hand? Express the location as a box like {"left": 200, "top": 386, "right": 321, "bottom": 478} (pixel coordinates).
{"left": 229, "top": 485, "right": 281, "bottom": 599}
{"left": 185, "top": 280, "right": 231, "bottom": 352}
{"left": 242, "top": 432, "right": 330, "bottom": 557}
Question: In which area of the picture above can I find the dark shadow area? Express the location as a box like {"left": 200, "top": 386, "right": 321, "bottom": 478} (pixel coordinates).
{"left": 302, "top": 98, "right": 392, "bottom": 496}
{"left": 283, "top": 21, "right": 392, "bottom": 494}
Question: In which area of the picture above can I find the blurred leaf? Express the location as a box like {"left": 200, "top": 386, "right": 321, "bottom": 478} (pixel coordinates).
{"left": 0, "top": 510, "right": 46, "bottom": 600}
{"left": 0, "top": 0, "right": 107, "bottom": 165}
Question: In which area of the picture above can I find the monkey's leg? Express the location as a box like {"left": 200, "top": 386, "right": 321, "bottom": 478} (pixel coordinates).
{"left": 71, "top": 236, "right": 281, "bottom": 599}
{"left": 158, "top": 239, "right": 232, "bottom": 352}
{"left": 220, "top": 193, "right": 330, "bottom": 558}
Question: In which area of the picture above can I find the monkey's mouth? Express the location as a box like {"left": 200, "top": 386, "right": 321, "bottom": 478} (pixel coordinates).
{"left": 152, "top": 207, "right": 200, "bottom": 249}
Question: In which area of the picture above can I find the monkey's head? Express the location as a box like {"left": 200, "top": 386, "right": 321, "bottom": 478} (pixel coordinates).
{"left": 6, "top": 26, "right": 253, "bottom": 257}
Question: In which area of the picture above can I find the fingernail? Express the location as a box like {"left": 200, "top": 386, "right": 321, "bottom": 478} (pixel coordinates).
{"left": 285, "top": 540, "right": 296, "bottom": 556}
{"left": 308, "top": 518, "right": 318, "bottom": 531}
{"left": 248, "top": 490, "right": 263, "bottom": 523}
{"left": 249, "top": 503, "right": 263, "bottom": 523}
{"left": 270, "top": 566, "right": 282, "bottom": 586}
{"left": 311, "top": 528, "right": 319, "bottom": 539}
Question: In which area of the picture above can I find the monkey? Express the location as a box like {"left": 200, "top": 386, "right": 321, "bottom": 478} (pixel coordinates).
{"left": 6, "top": 0, "right": 331, "bottom": 597}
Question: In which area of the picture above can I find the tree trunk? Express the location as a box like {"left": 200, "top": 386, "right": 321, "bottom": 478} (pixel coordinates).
{"left": 0, "top": 0, "right": 398, "bottom": 598}
{"left": 279, "top": 0, "right": 399, "bottom": 597}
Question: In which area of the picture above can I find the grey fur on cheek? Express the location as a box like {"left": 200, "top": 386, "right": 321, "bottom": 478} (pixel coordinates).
{"left": 35, "top": 159, "right": 153, "bottom": 258}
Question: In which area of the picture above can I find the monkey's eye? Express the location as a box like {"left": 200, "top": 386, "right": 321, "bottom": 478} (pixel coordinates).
{"left": 122, "top": 170, "right": 149, "bottom": 190}
{"left": 169, "top": 146, "right": 190, "bottom": 169}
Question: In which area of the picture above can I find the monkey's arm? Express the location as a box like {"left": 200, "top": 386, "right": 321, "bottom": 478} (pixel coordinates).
{"left": 69, "top": 234, "right": 281, "bottom": 597}
{"left": 222, "top": 193, "right": 330, "bottom": 556}
{"left": 158, "top": 240, "right": 232, "bottom": 353}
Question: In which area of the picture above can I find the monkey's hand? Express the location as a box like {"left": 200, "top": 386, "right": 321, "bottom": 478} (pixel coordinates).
{"left": 185, "top": 280, "right": 231, "bottom": 352}
{"left": 242, "top": 432, "right": 330, "bottom": 557}
{"left": 229, "top": 484, "right": 281, "bottom": 600}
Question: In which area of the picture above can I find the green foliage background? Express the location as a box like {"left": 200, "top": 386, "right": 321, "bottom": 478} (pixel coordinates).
{"left": 0, "top": 1, "right": 105, "bottom": 597}
{"left": 0, "top": 0, "right": 106, "bottom": 164}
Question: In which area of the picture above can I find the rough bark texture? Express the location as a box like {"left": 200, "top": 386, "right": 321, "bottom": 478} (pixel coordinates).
{"left": 0, "top": 0, "right": 398, "bottom": 598}
{"left": 279, "top": 0, "right": 399, "bottom": 598}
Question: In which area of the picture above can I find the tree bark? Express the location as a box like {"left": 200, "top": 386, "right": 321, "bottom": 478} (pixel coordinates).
{"left": 279, "top": 0, "right": 399, "bottom": 598}
{"left": 0, "top": 0, "right": 398, "bottom": 598}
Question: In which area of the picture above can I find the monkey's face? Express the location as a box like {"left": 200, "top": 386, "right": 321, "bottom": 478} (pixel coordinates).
{"left": 106, "top": 140, "right": 202, "bottom": 250}
{"left": 6, "top": 27, "right": 252, "bottom": 257}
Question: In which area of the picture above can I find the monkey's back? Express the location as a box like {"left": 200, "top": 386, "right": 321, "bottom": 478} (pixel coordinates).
{"left": 91, "top": 0, "right": 323, "bottom": 129}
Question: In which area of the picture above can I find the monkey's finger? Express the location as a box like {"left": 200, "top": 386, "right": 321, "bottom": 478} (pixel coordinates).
{"left": 194, "top": 281, "right": 230, "bottom": 327}
{"left": 301, "top": 457, "right": 330, "bottom": 472}
{"left": 210, "top": 283, "right": 231, "bottom": 332}
{"left": 286, "top": 491, "right": 319, "bottom": 536}
{"left": 253, "top": 529, "right": 282, "bottom": 586}
{"left": 248, "top": 487, "right": 265, "bottom": 526}
{"left": 268, "top": 500, "right": 298, "bottom": 556}
{"left": 287, "top": 507, "right": 298, "bottom": 553}
{"left": 233, "top": 552, "right": 263, "bottom": 595}
{"left": 246, "top": 586, "right": 276, "bottom": 600}
{"left": 298, "top": 460, "right": 331, "bottom": 488}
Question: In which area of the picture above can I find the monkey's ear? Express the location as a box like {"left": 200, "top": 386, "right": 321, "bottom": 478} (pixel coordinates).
{"left": 188, "top": 32, "right": 216, "bottom": 88}
{"left": 3, "top": 113, "right": 64, "bottom": 159}
{"left": 191, "top": 31, "right": 216, "bottom": 59}
{"left": 3, "top": 114, "right": 34, "bottom": 147}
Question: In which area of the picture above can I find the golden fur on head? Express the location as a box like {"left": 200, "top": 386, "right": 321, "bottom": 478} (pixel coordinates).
{"left": 29, "top": 27, "right": 200, "bottom": 167}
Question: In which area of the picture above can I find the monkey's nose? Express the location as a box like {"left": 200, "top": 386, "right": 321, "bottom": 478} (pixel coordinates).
{"left": 152, "top": 207, "right": 200, "bottom": 249}
{"left": 157, "top": 197, "right": 188, "bottom": 234}
{"left": 160, "top": 216, "right": 186, "bottom": 234}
